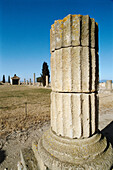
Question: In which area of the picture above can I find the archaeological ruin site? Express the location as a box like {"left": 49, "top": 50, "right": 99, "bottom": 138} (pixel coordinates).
{"left": 19, "top": 14, "right": 113, "bottom": 169}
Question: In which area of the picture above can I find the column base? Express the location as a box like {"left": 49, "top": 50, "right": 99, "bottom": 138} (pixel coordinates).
{"left": 32, "top": 128, "right": 113, "bottom": 170}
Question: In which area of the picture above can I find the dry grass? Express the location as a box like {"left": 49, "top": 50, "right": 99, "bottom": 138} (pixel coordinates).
{"left": 0, "top": 85, "right": 51, "bottom": 137}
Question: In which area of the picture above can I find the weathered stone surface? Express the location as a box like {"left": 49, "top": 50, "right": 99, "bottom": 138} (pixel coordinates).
{"left": 20, "top": 148, "right": 38, "bottom": 170}
{"left": 90, "top": 18, "right": 95, "bottom": 48}
{"left": 81, "top": 15, "right": 89, "bottom": 46}
{"left": 50, "top": 24, "right": 55, "bottom": 52}
{"left": 32, "top": 141, "right": 47, "bottom": 170}
{"left": 71, "top": 14, "right": 81, "bottom": 46}
{"left": 62, "top": 14, "right": 71, "bottom": 47}
{"left": 34, "top": 129, "right": 113, "bottom": 170}
{"left": 55, "top": 20, "right": 63, "bottom": 49}
{"left": 81, "top": 47, "right": 90, "bottom": 92}
{"left": 95, "top": 23, "right": 99, "bottom": 52}
{"left": 51, "top": 92, "right": 98, "bottom": 138}
{"left": 106, "top": 80, "right": 112, "bottom": 90}
{"left": 51, "top": 47, "right": 98, "bottom": 92}
{"left": 50, "top": 14, "right": 98, "bottom": 52}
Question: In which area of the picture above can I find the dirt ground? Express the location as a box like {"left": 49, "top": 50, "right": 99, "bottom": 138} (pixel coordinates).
{"left": 0, "top": 85, "right": 113, "bottom": 170}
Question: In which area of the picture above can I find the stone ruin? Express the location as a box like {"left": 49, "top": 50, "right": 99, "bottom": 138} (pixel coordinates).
{"left": 29, "top": 78, "right": 31, "bottom": 85}
{"left": 99, "top": 80, "right": 113, "bottom": 93}
{"left": 46, "top": 75, "right": 49, "bottom": 87}
{"left": 26, "top": 80, "right": 28, "bottom": 85}
{"left": 106, "top": 80, "right": 112, "bottom": 91}
{"left": 20, "top": 14, "right": 113, "bottom": 169}
{"left": 24, "top": 78, "right": 26, "bottom": 85}
{"left": 33, "top": 73, "right": 35, "bottom": 85}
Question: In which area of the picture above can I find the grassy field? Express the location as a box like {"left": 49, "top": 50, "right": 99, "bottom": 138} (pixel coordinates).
{"left": 0, "top": 85, "right": 51, "bottom": 138}
{"left": 0, "top": 85, "right": 113, "bottom": 138}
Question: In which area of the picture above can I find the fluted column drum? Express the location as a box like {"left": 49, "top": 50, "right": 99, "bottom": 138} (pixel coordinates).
{"left": 33, "top": 14, "right": 113, "bottom": 170}
{"left": 50, "top": 14, "right": 99, "bottom": 138}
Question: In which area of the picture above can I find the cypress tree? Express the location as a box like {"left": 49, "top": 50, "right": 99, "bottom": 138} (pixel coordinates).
{"left": 3, "top": 75, "right": 5, "bottom": 83}
{"left": 41, "top": 62, "right": 50, "bottom": 86}
{"left": 8, "top": 76, "right": 10, "bottom": 83}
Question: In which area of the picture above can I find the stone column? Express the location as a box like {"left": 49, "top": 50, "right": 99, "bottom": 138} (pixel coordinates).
{"left": 46, "top": 75, "right": 49, "bottom": 87}
{"left": 24, "top": 78, "right": 26, "bottom": 85}
{"left": 26, "top": 80, "right": 28, "bottom": 85}
{"left": 11, "top": 79, "right": 12, "bottom": 85}
{"left": 19, "top": 79, "right": 20, "bottom": 85}
{"left": 32, "top": 14, "right": 113, "bottom": 169}
{"left": 106, "top": 80, "right": 112, "bottom": 90}
{"left": 29, "top": 78, "right": 31, "bottom": 85}
{"left": 33, "top": 73, "right": 35, "bottom": 85}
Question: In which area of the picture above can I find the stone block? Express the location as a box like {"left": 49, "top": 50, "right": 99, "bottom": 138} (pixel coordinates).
{"left": 71, "top": 14, "right": 81, "bottom": 46}
{"left": 20, "top": 148, "right": 39, "bottom": 170}
{"left": 91, "top": 48, "right": 99, "bottom": 92}
{"left": 62, "top": 14, "right": 71, "bottom": 47}
{"left": 51, "top": 47, "right": 98, "bottom": 92}
{"left": 51, "top": 92, "right": 98, "bottom": 138}
{"left": 50, "top": 51, "right": 55, "bottom": 90}
{"left": 50, "top": 14, "right": 98, "bottom": 52}
{"left": 81, "top": 15, "right": 89, "bottom": 46}
{"left": 50, "top": 24, "right": 55, "bottom": 52}
{"left": 106, "top": 80, "right": 112, "bottom": 90}
{"left": 90, "top": 18, "right": 95, "bottom": 48}
{"left": 95, "top": 23, "right": 99, "bottom": 52}
{"left": 37, "top": 129, "right": 113, "bottom": 169}
{"left": 55, "top": 20, "right": 63, "bottom": 49}
{"left": 81, "top": 47, "right": 90, "bottom": 92}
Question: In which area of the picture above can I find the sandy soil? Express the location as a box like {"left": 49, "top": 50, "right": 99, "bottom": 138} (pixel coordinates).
{"left": 0, "top": 85, "right": 113, "bottom": 170}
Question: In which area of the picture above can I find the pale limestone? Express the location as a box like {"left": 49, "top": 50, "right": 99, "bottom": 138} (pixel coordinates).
{"left": 81, "top": 47, "right": 90, "bottom": 92}
{"left": 34, "top": 14, "right": 113, "bottom": 170}
{"left": 35, "top": 14, "right": 113, "bottom": 170}
{"left": 62, "top": 14, "right": 71, "bottom": 47}
{"left": 33, "top": 129, "right": 113, "bottom": 170}
{"left": 71, "top": 15, "right": 81, "bottom": 46}
{"left": 29, "top": 78, "right": 31, "bottom": 85}
{"left": 26, "top": 80, "right": 28, "bottom": 85}
{"left": 50, "top": 52, "right": 55, "bottom": 91}
{"left": 55, "top": 20, "right": 63, "bottom": 49}
{"left": 24, "top": 78, "right": 26, "bottom": 84}
{"left": 90, "top": 18, "right": 95, "bottom": 48}
{"left": 50, "top": 24, "right": 55, "bottom": 53}
{"left": 51, "top": 92, "right": 98, "bottom": 138}
{"left": 46, "top": 75, "right": 49, "bottom": 87}
{"left": 51, "top": 47, "right": 98, "bottom": 92}
{"left": 50, "top": 14, "right": 98, "bottom": 52}
{"left": 81, "top": 15, "right": 89, "bottom": 46}
{"left": 106, "top": 80, "right": 112, "bottom": 90}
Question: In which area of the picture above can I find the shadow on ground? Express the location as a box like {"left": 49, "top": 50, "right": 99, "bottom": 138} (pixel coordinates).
{"left": 101, "top": 121, "right": 113, "bottom": 147}
{"left": 0, "top": 150, "right": 6, "bottom": 163}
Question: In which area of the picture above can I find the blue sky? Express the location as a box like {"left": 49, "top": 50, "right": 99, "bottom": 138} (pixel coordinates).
{"left": 0, "top": 0, "right": 113, "bottom": 82}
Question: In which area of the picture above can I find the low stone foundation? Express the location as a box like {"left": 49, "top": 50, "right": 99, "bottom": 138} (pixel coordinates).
{"left": 32, "top": 129, "right": 113, "bottom": 170}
